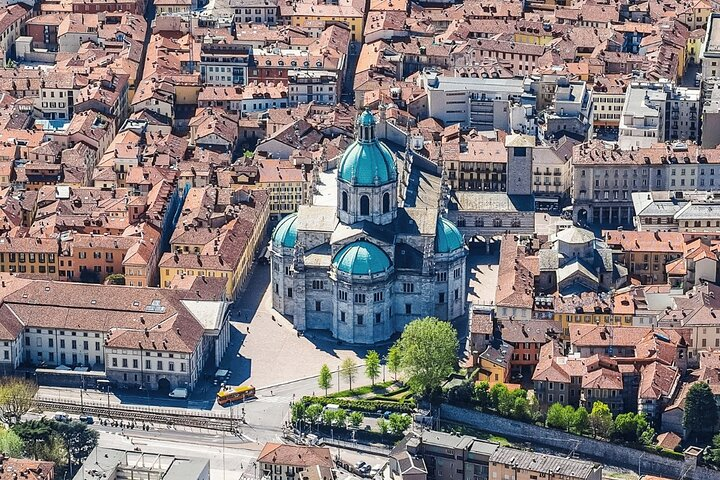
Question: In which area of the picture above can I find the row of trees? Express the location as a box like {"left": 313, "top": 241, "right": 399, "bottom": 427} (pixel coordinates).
{"left": 290, "top": 402, "right": 411, "bottom": 435}
{"left": 546, "top": 403, "right": 654, "bottom": 443}
{"left": 317, "top": 349, "right": 403, "bottom": 394}
{"left": 318, "top": 318, "right": 458, "bottom": 395}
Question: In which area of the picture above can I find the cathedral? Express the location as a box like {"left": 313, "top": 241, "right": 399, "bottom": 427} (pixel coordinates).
{"left": 270, "top": 110, "right": 467, "bottom": 344}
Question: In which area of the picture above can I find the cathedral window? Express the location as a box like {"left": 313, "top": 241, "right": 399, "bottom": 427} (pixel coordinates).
{"left": 340, "top": 311, "right": 346, "bottom": 322}
{"left": 357, "top": 314, "right": 364, "bottom": 325}
{"left": 354, "top": 293, "right": 366, "bottom": 304}
{"left": 338, "top": 290, "right": 348, "bottom": 301}
{"left": 402, "top": 283, "right": 414, "bottom": 293}
{"left": 373, "top": 292, "right": 384, "bottom": 302}
{"left": 341, "top": 191, "right": 348, "bottom": 212}
{"left": 360, "top": 195, "right": 370, "bottom": 215}
{"left": 382, "top": 192, "right": 390, "bottom": 213}
{"left": 439, "top": 292, "right": 445, "bottom": 304}
{"left": 312, "top": 280, "right": 325, "bottom": 290}
{"left": 405, "top": 304, "right": 412, "bottom": 314}
{"left": 375, "top": 313, "right": 382, "bottom": 324}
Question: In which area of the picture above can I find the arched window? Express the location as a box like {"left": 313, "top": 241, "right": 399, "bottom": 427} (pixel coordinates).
{"left": 382, "top": 192, "right": 390, "bottom": 213}
{"left": 360, "top": 195, "right": 370, "bottom": 215}
{"left": 342, "top": 191, "right": 348, "bottom": 212}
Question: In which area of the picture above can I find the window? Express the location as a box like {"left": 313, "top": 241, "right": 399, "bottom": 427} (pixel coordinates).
{"left": 112, "top": 358, "right": 117, "bottom": 367}
{"left": 145, "top": 360, "right": 151, "bottom": 369}
{"left": 340, "top": 311, "right": 346, "bottom": 322}
{"left": 405, "top": 304, "right": 412, "bottom": 314}
{"left": 373, "top": 292, "right": 384, "bottom": 302}
{"left": 403, "top": 283, "right": 414, "bottom": 293}
{"left": 157, "top": 361, "right": 163, "bottom": 370}
{"left": 338, "top": 290, "right": 348, "bottom": 301}
{"left": 287, "top": 288, "right": 293, "bottom": 298}
{"left": 122, "top": 358, "right": 128, "bottom": 368}
{"left": 312, "top": 280, "right": 325, "bottom": 290}
{"left": 315, "top": 301, "right": 321, "bottom": 311}
{"left": 133, "top": 359, "right": 138, "bottom": 368}
{"left": 354, "top": 293, "right": 366, "bottom": 303}
{"left": 439, "top": 292, "right": 445, "bottom": 303}
{"left": 382, "top": 192, "right": 390, "bottom": 213}
{"left": 341, "top": 191, "right": 348, "bottom": 212}
{"left": 360, "top": 195, "right": 370, "bottom": 215}
{"left": 357, "top": 315, "right": 364, "bottom": 325}
{"left": 375, "top": 312, "right": 381, "bottom": 323}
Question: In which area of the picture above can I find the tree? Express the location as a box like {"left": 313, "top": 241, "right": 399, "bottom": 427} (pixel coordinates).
{"left": 474, "top": 381, "right": 491, "bottom": 410}
{"left": 386, "top": 347, "right": 401, "bottom": 381}
{"left": 377, "top": 418, "right": 389, "bottom": 435}
{"left": 388, "top": 413, "right": 412, "bottom": 435}
{"left": 335, "top": 409, "right": 347, "bottom": 428}
{"left": 447, "top": 381, "right": 474, "bottom": 405}
{"left": 322, "top": 409, "right": 336, "bottom": 426}
{"left": 12, "top": 419, "right": 52, "bottom": 460}
{"left": 365, "top": 351, "right": 381, "bottom": 386}
{"left": 318, "top": 364, "right": 333, "bottom": 396}
{"left": 305, "top": 404, "right": 323, "bottom": 428}
{"left": 0, "top": 379, "right": 37, "bottom": 425}
{"left": 571, "top": 407, "right": 590, "bottom": 434}
{"left": 511, "top": 397, "right": 531, "bottom": 422}
{"left": 589, "top": 402, "right": 613, "bottom": 439}
{"left": 349, "top": 411, "right": 363, "bottom": 428}
{"left": 614, "top": 413, "right": 640, "bottom": 442}
{"left": 105, "top": 274, "right": 126, "bottom": 285}
{"left": 496, "top": 388, "right": 517, "bottom": 417}
{"left": 684, "top": 382, "right": 719, "bottom": 442}
{"left": 393, "top": 317, "right": 458, "bottom": 394}
{"left": 708, "top": 433, "right": 720, "bottom": 466}
{"left": 52, "top": 420, "right": 99, "bottom": 476}
{"left": 0, "top": 428, "right": 24, "bottom": 458}
{"left": 340, "top": 358, "right": 358, "bottom": 391}
{"left": 546, "top": 403, "right": 571, "bottom": 430}
{"left": 291, "top": 402, "right": 306, "bottom": 424}
{"left": 489, "top": 383, "right": 509, "bottom": 410}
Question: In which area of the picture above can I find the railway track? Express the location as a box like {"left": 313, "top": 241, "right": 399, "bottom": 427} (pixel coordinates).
{"left": 33, "top": 398, "right": 239, "bottom": 432}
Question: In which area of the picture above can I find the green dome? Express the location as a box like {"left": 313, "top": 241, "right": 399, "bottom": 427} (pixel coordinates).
{"left": 332, "top": 241, "right": 391, "bottom": 276}
{"left": 272, "top": 213, "right": 298, "bottom": 248}
{"left": 337, "top": 111, "right": 398, "bottom": 186}
{"left": 435, "top": 217, "right": 464, "bottom": 253}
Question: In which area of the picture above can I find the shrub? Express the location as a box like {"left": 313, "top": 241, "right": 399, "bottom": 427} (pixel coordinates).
{"left": 299, "top": 396, "right": 415, "bottom": 413}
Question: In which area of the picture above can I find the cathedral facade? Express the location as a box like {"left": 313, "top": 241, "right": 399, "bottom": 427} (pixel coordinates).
{"left": 270, "top": 111, "right": 467, "bottom": 344}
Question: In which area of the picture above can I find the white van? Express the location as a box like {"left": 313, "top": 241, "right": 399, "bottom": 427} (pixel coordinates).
{"left": 168, "top": 387, "right": 188, "bottom": 399}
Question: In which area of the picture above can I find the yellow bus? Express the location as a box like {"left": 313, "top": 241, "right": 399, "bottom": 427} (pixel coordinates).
{"left": 217, "top": 385, "right": 256, "bottom": 406}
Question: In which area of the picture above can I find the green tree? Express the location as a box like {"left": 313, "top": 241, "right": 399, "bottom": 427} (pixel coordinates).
{"left": 291, "top": 402, "right": 306, "bottom": 424}
{"left": 546, "top": 403, "right": 570, "bottom": 430}
{"left": 489, "top": 383, "right": 509, "bottom": 410}
{"left": 0, "top": 428, "right": 24, "bottom": 457}
{"left": 322, "top": 409, "right": 336, "bottom": 426}
{"left": 335, "top": 409, "right": 347, "bottom": 428}
{"left": 393, "top": 317, "right": 458, "bottom": 394}
{"left": 305, "top": 404, "right": 323, "bottom": 428}
{"left": 349, "top": 411, "right": 363, "bottom": 428}
{"left": 318, "top": 364, "right": 333, "bottom": 396}
{"left": 589, "top": 402, "right": 614, "bottom": 439}
{"left": 511, "top": 396, "right": 531, "bottom": 422}
{"left": 365, "top": 351, "right": 381, "bottom": 386}
{"left": 0, "top": 379, "right": 37, "bottom": 425}
{"left": 386, "top": 347, "right": 401, "bottom": 381}
{"left": 388, "top": 413, "right": 412, "bottom": 435}
{"left": 105, "top": 274, "right": 126, "bottom": 285}
{"left": 684, "top": 382, "right": 719, "bottom": 442}
{"left": 571, "top": 407, "right": 590, "bottom": 434}
{"left": 613, "top": 413, "right": 640, "bottom": 442}
{"left": 52, "top": 420, "right": 99, "bottom": 476}
{"left": 377, "top": 418, "right": 389, "bottom": 435}
{"left": 341, "top": 358, "right": 358, "bottom": 391}
{"left": 496, "top": 388, "right": 518, "bottom": 417}
{"left": 447, "top": 381, "right": 474, "bottom": 405}
{"left": 708, "top": 433, "right": 720, "bottom": 466}
{"left": 474, "top": 381, "right": 491, "bottom": 410}
{"left": 12, "top": 419, "right": 52, "bottom": 460}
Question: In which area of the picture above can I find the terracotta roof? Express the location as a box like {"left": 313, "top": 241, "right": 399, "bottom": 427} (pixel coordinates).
{"left": 495, "top": 235, "right": 537, "bottom": 310}
{"left": 257, "top": 443, "right": 333, "bottom": 468}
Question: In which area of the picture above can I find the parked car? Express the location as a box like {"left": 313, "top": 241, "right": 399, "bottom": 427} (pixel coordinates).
{"left": 79, "top": 415, "right": 94, "bottom": 424}
{"left": 54, "top": 412, "right": 69, "bottom": 422}
{"left": 168, "top": 387, "right": 188, "bottom": 399}
{"left": 383, "top": 411, "right": 392, "bottom": 419}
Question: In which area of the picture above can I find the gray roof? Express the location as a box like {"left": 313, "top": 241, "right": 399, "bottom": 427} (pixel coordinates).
{"left": 448, "top": 192, "right": 534, "bottom": 212}
{"left": 674, "top": 202, "right": 720, "bottom": 220}
{"left": 74, "top": 447, "right": 209, "bottom": 480}
{"left": 296, "top": 205, "right": 338, "bottom": 232}
{"left": 490, "top": 446, "right": 600, "bottom": 480}
{"left": 557, "top": 259, "right": 598, "bottom": 286}
{"left": 554, "top": 226, "right": 595, "bottom": 244}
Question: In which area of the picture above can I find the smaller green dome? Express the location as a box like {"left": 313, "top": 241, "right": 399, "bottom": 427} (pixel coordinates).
{"left": 272, "top": 213, "right": 298, "bottom": 248}
{"left": 358, "top": 109, "right": 375, "bottom": 127}
{"left": 333, "top": 241, "right": 391, "bottom": 276}
{"left": 435, "top": 217, "right": 464, "bottom": 253}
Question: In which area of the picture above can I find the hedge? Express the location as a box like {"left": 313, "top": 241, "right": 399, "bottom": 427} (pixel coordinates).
{"left": 300, "top": 395, "right": 416, "bottom": 413}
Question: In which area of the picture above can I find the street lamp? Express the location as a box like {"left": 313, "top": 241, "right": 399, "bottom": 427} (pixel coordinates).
{"left": 638, "top": 452, "right": 646, "bottom": 476}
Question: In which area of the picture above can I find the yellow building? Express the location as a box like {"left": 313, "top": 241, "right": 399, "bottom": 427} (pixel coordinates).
{"left": 687, "top": 28, "right": 706, "bottom": 64}
{"left": 286, "top": 0, "right": 365, "bottom": 42}
{"left": 677, "top": 0, "right": 711, "bottom": 31}
{"left": 476, "top": 341, "right": 511, "bottom": 384}
{"left": 555, "top": 291, "right": 634, "bottom": 337}
{"left": 0, "top": 238, "right": 59, "bottom": 279}
{"left": 256, "top": 160, "right": 309, "bottom": 219}
{"left": 159, "top": 190, "right": 269, "bottom": 300}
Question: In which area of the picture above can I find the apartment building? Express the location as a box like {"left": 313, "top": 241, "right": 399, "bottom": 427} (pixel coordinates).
{"left": 618, "top": 82, "right": 700, "bottom": 150}
{"left": 538, "top": 78, "right": 593, "bottom": 142}
{"left": 257, "top": 160, "right": 308, "bottom": 218}
{"left": 421, "top": 73, "right": 535, "bottom": 133}
{"left": 701, "top": 13, "right": 720, "bottom": 82}
{"left": 0, "top": 238, "right": 60, "bottom": 279}
{"left": 605, "top": 230, "right": 685, "bottom": 284}
{"left": 0, "top": 279, "right": 230, "bottom": 390}
{"left": 570, "top": 141, "right": 720, "bottom": 226}
{"left": 288, "top": 70, "right": 339, "bottom": 106}
{"left": 489, "top": 447, "right": 602, "bottom": 480}
{"left": 199, "top": 40, "right": 252, "bottom": 87}
{"left": 0, "top": 5, "right": 32, "bottom": 63}
{"left": 442, "top": 135, "right": 507, "bottom": 192}
{"left": 633, "top": 191, "right": 720, "bottom": 232}
{"left": 591, "top": 75, "right": 628, "bottom": 129}
{"left": 257, "top": 444, "right": 333, "bottom": 480}
{"left": 280, "top": 0, "right": 365, "bottom": 42}
{"left": 60, "top": 233, "right": 138, "bottom": 282}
